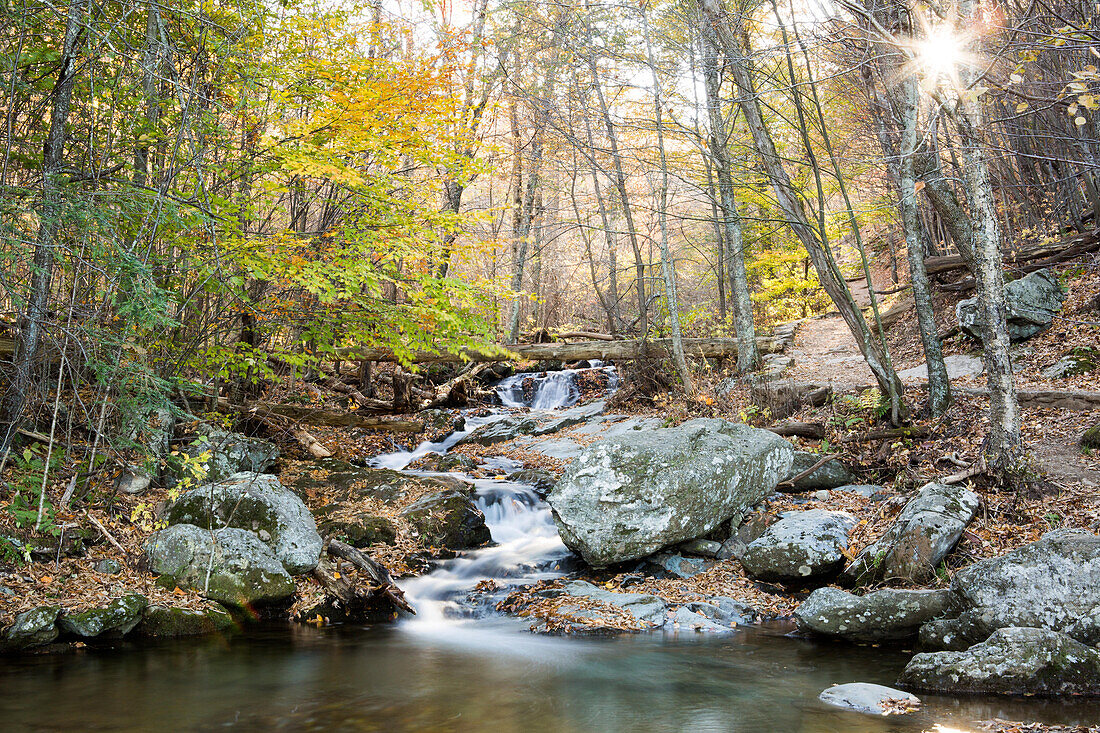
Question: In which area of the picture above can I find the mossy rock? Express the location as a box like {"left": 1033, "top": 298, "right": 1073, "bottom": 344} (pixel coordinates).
{"left": 1082, "top": 423, "right": 1100, "bottom": 451}
{"left": 401, "top": 490, "right": 490, "bottom": 551}
{"left": 145, "top": 525, "right": 295, "bottom": 608}
{"left": 291, "top": 460, "right": 471, "bottom": 503}
{"left": 136, "top": 605, "right": 236, "bottom": 638}
{"left": 314, "top": 505, "right": 398, "bottom": 548}
{"left": 58, "top": 594, "right": 148, "bottom": 638}
{"left": 2, "top": 606, "right": 61, "bottom": 651}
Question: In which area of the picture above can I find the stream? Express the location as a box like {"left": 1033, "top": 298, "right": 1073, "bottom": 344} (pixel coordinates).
{"left": 2, "top": 366, "right": 1099, "bottom": 731}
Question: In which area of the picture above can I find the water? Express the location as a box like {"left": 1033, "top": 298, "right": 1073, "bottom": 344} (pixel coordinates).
{"left": 3, "top": 369, "right": 1099, "bottom": 731}
{"left": 495, "top": 365, "right": 617, "bottom": 410}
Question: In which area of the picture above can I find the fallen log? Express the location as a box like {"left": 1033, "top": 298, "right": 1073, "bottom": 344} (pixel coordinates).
{"left": 839, "top": 426, "right": 930, "bottom": 443}
{"left": 925, "top": 228, "right": 1100, "bottom": 276}
{"left": 552, "top": 330, "right": 616, "bottom": 341}
{"left": 334, "top": 336, "right": 778, "bottom": 364}
{"left": 766, "top": 421, "right": 826, "bottom": 439}
{"left": 218, "top": 399, "right": 423, "bottom": 433}
{"left": 329, "top": 539, "right": 415, "bottom": 615}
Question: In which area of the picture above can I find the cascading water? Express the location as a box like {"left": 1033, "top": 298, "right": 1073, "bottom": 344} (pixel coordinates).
{"left": 495, "top": 364, "right": 618, "bottom": 410}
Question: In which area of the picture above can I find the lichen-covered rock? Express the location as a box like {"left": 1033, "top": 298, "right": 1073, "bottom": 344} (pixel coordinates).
{"left": 170, "top": 425, "right": 279, "bottom": 486}
{"left": 1083, "top": 423, "right": 1100, "bottom": 451}
{"left": 938, "top": 529, "right": 1100, "bottom": 645}
{"left": 818, "top": 683, "right": 920, "bottom": 715}
{"left": 682, "top": 597, "right": 757, "bottom": 628}
{"left": 1041, "top": 347, "right": 1098, "bottom": 379}
{"left": 842, "top": 483, "right": 980, "bottom": 585}
{"left": 2, "top": 606, "right": 61, "bottom": 651}
{"left": 796, "top": 587, "right": 955, "bottom": 642}
{"left": 144, "top": 524, "right": 295, "bottom": 608}
{"left": 740, "top": 510, "right": 856, "bottom": 583}
{"left": 58, "top": 594, "right": 147, "bottom": 638}
{"left": 548, "top": 419, "right": 794, "bottom": 567}
{"left": 559, "top": 580, "right": 669, "bottom": 628}
{"left": 136, "top": 605, "right": 236, "bottom": 638}
{"left": 314, "top": 505, "right": 397, "bottom": 548}
{"left": 781, "top": 452, "right": 855, "bottom": 491}
{"left": 401, "top": 490, "right": 491, "bottom": 550}
{"left": 167, "top": 472, "right": 322, "bottom": 574}
{"left": 899, "top": 627, "right": 1100, "bottom": 696}
{"left": 957, "top": 268, "right": 1066, "bottom": 342}
{"left": 649, "top": 553, "right": 718, "bottom": 579}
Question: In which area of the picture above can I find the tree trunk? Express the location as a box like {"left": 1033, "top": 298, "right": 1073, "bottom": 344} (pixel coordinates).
{"left": 1, "top": 0, "right": 87, "bottom": 454}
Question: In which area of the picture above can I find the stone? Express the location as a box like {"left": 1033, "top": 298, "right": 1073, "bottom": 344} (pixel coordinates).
{"left": 679, "top": 538, "right": 722, "bottom": 558}
{"left": 781, "top": 452, "right": 855, "bottom": 490}
{"left": 740, "top": 510, "right": 857, "bottom": 583}
{"left": 58, "top": 595, "right": 148, "bottom": 638}
{"left": 899, "top": 627, "right": 1100, "bottom": 696}
{"left": 938, "top": 529, "right": 1100, "bottom": 645}
{"left": 1084, "top": 424, "right": 1100, "bottom": 451}
{"left": 314, "top": 506, "right": 397, "bottom": 548}
{"left": 666, "top": 606, "right": 732, "bottom": 633}
{"left": 835, "top": 484, "right": 884, "bottom": 498}
{"left": 842, "top": 482, "right": 980, "bottom": 585}
{"left": 458, "top": 416, "right": 538, "bottom": 447}
{"left": 957, "top": 268, "right": 1066, "bottom": 342}
{"left": 415, "top": 453, "right": 477, "bottom": 473}
{"left": 548, "top": 419, "right": 794, "bottom": 567}
{"left": 170, "top": 425, "right": 279, "bottom": 486}
{"left": 144, "top": 524, "right": 295, "bottom": 608}
{"left": 116, "top": 466, "right": 152, "bottom": 495}
{"left": 748, "top": 379, "right": 832, "bottom": 420}
{"left": 796, "top": 587, "right": 955, "bottom": 642}
{"left": 401, "top": 490, "right": 491, "bottom": 550}
{"left": 136, "top": 605, "right": 236, "bottom": 638}
{"left": 532, "top": 400, "right": 606, "bottom": 437}
{"left": 2, "top": 606, "right": 61, "bottom": 651}
{"left": 506, "top": 468, "right": 557, "bottom": 497}
{"left": 716, "top": 536, "right": 748, "bottom": 561}
{"left": 1040, "top": 348, "right": 1098, "bottom": 379}
{"left": 684, "top": 597, "right": 757, "bottom": 627}
{"left": 818, "top": 683, "right": 920, "bottom": 716}
{"left": 650, "top": 553, "right": 718, "bottom": 579}
{"left": 167, "top": 472, "right": 322, "bottom": 575}
{"left": 292, "top": 461, "right": 472, "bottom": 503}
{"left": 94, "top": 558, "right": 123, "bottom": 575}
{"left": 897, "top": 354, "right": 985, "bottom": 383}
{"left": 559, "top": 580, "right": 669, "bottom": 628}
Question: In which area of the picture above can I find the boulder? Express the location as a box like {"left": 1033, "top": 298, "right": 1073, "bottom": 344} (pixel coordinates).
{"left": 796, "top": 587, "right": 955, "bottom": 642}
{"left": 167, "top": 472, "right": 322, "bottom": 574}
{"left": 1084, "top": 423, "right": 1100, "bottom": 451}
{"left": 401, "top": 490, "right": 491, "bottom": 550}
{"left": 170, "top": 426, "right": 279, "bottom": 486}
{"left": 957, "top": 268, "right": 1065, "bottom": 342}
{"left": 899, "top": 627, "right": 1100, "bottom": 696}
{"left": 506, "top": 468, "right": 557, "bottom": 497}
{"left": 679, "top": 538, "right": 722, "bottom": 558}
{"left": 116, "top": 465, "right": 152, "bottom": 495}
{"left": 683, "top": 597, "right": 757, "bottom": 628}
{"left": 144, "top": 524, "right": 295, "bottom": 608}
{"left": 2, "top": 606, "right": 60, "bottom": 651}
{"left": 136, "top": 605, "right": 236, "bottom": 638}
{"left": 531, "top": 400, "right": 606, "bottom": 437}
{"left": 415, "top": 453, "right": 477, "bottom": 473}
{"left": 1041, "top": 347, "right": 1098, "bottom": 379}
{"left": 58, "top": 594, "right": 148, "bottom": 638}
{"left": 314, "top": 506, "right": 397, "bottom": 548}
{"left": 557, "top": 580, "right": 669, "bottom": 629}
{"left": 649, "top": 553, "right": 718, "bottom": 579}
{"left": 666, "top": 606, "right": 732, "bottom": 633}
{"left": 291, "top": 461, "right": 471, "bottom": 502}
{"left": 934, "top": 529, "right": 1100, "bottom": 646}
{"left": 818, "top": 683, "right": 920, "bottom": 715}
{"left": 740, "top": 510, "right": 857, "bottom": 583}
{"left": 459, "top": 416, "right": 538, "bottom": 447}
{"left": 781, "top": 452, "right": 855, "bottom": 491}
{"left": 548, "top": 419, "right": 794, "bottom": 566}
{"left": 842, "top": 482, "right": 980, "bottom": 585}
{"left": 897, "top": 354, "right": 985, "bottom": 383}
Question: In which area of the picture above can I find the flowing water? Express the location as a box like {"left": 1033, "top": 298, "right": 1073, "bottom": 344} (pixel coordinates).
{"left": 3, "top": 367, "right": 1099, "bottom": 731}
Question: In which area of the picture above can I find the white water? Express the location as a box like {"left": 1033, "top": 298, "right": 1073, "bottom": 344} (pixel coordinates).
{"left": 494, "top": 365, "right": 618, "bottom": 410}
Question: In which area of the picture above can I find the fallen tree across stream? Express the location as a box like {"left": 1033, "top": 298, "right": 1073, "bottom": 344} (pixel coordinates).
{"left": 334, "top": 336, "right": 779, "bottom": 364}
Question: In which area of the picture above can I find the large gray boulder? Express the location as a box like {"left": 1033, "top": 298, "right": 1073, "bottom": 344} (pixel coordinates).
{"left": 796, "top": 587, "right": 955, "bottom": 642}
{"left": 781, "top": 452, "right": 855, "bottom": 491}
{"left": 171, "top": 425, "right": 279, "bottom": 486}
{"left": 739, "top": 510, "right": 856, "bottom": 583}
{"left": 167, "top": 472, "right": 322, "bottom": 575}
{"left": 144, "top": 524, "right": 295, "bottom": 607}
{"left": 401, "top": 490, "right": 491, "bottom": 550}
{"left": 957, "top": 268, "right": 1065, "bottom": 342}
{"left": 548, "top": 419, "right": 794, "bottom": 566}
{"left": 899, "top": 627, "right": 1100, "bottom": 696}
{"left": 842, "top": 482, "right": 980, "bottom": 585}
{"left": 923, "top": 530, "right": 1100, "bottom": 648}
{"left": 458, "top": 416, "right": 538, "bottom": 446}
{"left": 818, "top": 683, "right": 920, "bottom": 715}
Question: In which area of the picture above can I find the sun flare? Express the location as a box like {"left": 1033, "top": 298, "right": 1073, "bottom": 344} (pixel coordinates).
{"left": 916, "top": 25, "right": 965, "bottom": 79}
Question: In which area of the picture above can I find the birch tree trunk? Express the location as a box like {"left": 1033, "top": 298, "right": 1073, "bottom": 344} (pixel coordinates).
{"left": 642, "top": 6, "right": 694, "bottom": 393}
{"left": 700, "top": 20, "right": 758, "bottom": 373}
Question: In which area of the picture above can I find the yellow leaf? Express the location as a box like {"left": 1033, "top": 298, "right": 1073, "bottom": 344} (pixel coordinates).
{"left": 333, "top": 571, "right": 341, "bottom": 579}
{"left": 1016, "top": 102, "right": 1030, "bottom": 112}
{"left": 1076, "top": 116, "right": 1088, "bottom": 125}
{"left": 914, "top": 180, "right": 926, "bottom": 193}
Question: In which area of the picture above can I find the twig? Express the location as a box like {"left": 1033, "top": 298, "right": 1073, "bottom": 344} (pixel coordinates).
{"left": 83, "top": 511, "right": 129, "bottom": 560}
{"left": 775, "top": 453, "right": 840, "bottom": 492}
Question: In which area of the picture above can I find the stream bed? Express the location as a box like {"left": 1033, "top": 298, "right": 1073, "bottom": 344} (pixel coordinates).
{"left": 3, "top": 366, "right": 1099, "bottom": 731}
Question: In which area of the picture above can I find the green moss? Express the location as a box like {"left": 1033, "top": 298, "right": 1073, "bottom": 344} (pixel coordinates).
{"left": 137, "top": 605, "right": 236, "bottom": 638}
